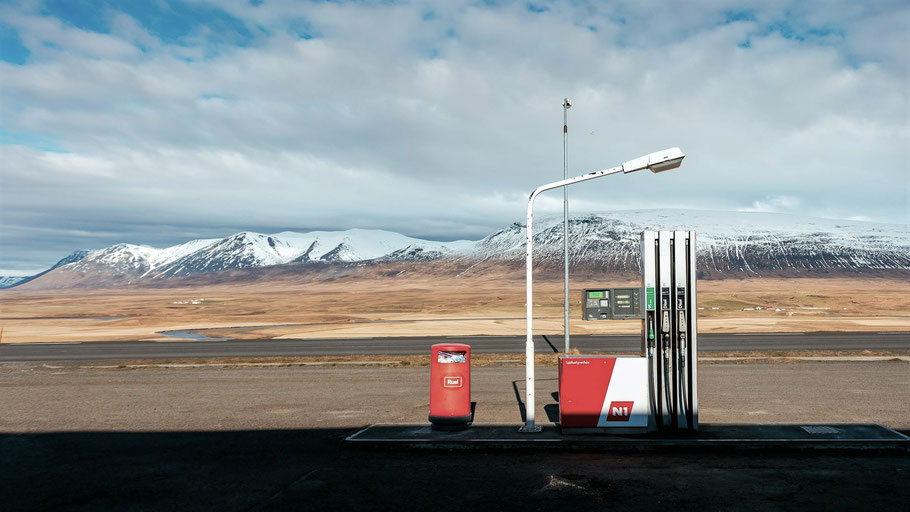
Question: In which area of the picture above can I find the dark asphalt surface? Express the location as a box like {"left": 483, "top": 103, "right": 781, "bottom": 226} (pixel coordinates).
{"left": 0, "top": 331, "right": 907, "bottom": 362}
{"left": 3, "top": 362, "right": 910, "bottom": 511}
{"left": 3, "top": 429, "right": 908, "bottom": 512}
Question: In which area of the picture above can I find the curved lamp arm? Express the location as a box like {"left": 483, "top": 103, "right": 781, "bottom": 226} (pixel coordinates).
{"left": 520, "top": 148, "right": 685, "bottom": 433}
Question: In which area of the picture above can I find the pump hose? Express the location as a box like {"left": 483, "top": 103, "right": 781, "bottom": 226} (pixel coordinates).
{"left": 662, "top": 334, "right": 672, "bottom": 427}
{"left": 646, "top": 318, "right": 659, "bottom": 427}
{"left": 678, "top": 334, "right": 690, "bottom": 425}
{"left": 647, "top": 346, "right": 658, "bottom": 424}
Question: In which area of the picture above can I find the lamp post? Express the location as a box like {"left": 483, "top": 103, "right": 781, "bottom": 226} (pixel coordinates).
{"left": 562, "top": 98, "right": 572, "bottom": 354}
{"left": 519, "top": 147, "right": 686, "bottom": 433}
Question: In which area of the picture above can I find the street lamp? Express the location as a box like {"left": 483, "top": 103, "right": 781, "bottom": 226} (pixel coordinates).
{"left": 519, "top": 147, "right": 686, "bottom": 433}
{"left": 562, "top": 98, "right": 572, "bottom": 355}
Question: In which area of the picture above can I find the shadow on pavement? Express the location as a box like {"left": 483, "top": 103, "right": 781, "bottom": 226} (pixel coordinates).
{"left": 2, "top": 429, "right": 909, "bottom": 511}
{"left": 541, "top": 335, "right": 560, "bottom": 353}
{"left": 511, "top": 379, "right": 526, "bottom": 423}
{"left": 511, "top": 378, "right": 558, "bottom": 424}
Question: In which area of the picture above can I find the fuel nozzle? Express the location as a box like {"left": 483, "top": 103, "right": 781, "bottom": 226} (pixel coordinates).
{"left": 678, "top": 311, "right": 687, "bottom": 365}
{"left": 679, "top": 332, "right": 687, "bottom": 366}
{"left": 676, "top": 311, "right": 686, "bottom": 367}
{"left": 661, "top": 311, "right": 671, "bottom": 359}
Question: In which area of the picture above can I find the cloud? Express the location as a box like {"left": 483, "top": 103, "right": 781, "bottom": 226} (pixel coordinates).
{"left": 0, "top": 0, "right": 908, "bottom": 271}
{"left": 739, "top": 195, "right": 801, "bottom": 213}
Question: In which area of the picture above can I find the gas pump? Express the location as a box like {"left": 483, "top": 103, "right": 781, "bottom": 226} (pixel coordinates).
{"left": 560, "top": 230, "right": 697, "bottom": 433}
{"left": 641, "top": 230, "right": 698, "bottom": 431}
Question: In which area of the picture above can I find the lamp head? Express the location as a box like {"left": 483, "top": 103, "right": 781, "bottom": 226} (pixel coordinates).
{"left": 622, "top": 147, "right": 685, "bottom": 174}
{"left": 563, "top": 98, "right": 572, "bottom": 109}
{"left": 647, "top": 147, "right": 685, "bottom": 173}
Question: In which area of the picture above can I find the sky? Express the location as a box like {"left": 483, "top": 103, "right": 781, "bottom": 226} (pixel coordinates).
{"left": 0, "top": 0, "right": 908, "bottom": 274}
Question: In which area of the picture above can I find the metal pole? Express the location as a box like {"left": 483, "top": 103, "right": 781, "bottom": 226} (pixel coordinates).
{"left": 563, "top": 98, "right": 570, "bottom": 353}
{"left": 521, "top": 164, "right": 624, "bottom": 433}
{"left": 520, "top": 195, "right": 540, "bottom": 432}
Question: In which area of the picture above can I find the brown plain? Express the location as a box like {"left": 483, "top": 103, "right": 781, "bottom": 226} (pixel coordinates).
{"left": 1, "top": 273, "right": 908, "bottom": 343}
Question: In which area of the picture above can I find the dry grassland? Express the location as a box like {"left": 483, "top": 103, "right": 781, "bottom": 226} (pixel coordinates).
{"left": 1, "top": 274, "right": 908, "bottom": 343}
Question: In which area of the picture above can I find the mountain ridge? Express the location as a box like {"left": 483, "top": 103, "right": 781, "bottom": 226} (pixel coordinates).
{"left": 3, "top": 209, "right": 908, "bottom": 289}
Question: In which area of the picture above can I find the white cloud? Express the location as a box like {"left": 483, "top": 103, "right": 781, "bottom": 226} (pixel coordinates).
{"left": 0, "top": 0, "right": 908, "bottom": 271}
{"left": 739, "top": 195, "right": 802, "bottom": 213}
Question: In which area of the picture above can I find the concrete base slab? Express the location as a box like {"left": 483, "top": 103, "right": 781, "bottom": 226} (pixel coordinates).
{"left": 346, "top": 423, "right": 910, "bottom": 451}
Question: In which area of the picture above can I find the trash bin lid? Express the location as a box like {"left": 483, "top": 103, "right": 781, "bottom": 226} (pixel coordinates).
{"left": 431, "top": 343, "right": 471, "bottom": 352}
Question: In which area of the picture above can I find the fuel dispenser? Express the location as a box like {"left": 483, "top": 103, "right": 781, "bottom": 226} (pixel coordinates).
{"left": 641, "top": 230, "right": 698, "bottom": 431}
{"left": 559, "top": 230, "right": 698, "bottom": 433}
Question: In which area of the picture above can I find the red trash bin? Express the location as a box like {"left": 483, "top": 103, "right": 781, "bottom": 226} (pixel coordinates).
{"left": 429, "top": 343, "right": 471, "bottom": 427}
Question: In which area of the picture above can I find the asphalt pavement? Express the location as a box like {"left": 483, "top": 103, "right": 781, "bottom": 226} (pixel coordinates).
{"left": 2, "top": 362, "right": 909, "bottom": 511}
{"left": 0, "top": 331, "right": 907, "bottom": 362}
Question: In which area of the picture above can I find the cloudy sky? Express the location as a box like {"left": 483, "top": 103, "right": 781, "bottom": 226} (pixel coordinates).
{"left": 1, "top": 0, "right": 908, "bottom": 274}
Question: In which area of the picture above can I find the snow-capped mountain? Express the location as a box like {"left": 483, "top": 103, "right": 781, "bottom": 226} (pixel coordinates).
{"left": 478, "top": 210, "right": 910, "bottom": 273}
{"left": 5, "top": 209, "right": 908, "bottom": 289}
{"left": 146, "top": 230, "right": 471, "bottom": 278}
{"left": 67, "top": 239, "right": 219, "bottom": 276}
{"left": 0, "top": 249, "right": 92, "bottom": 289}
{"left": 56, "top": 229, "right": 473, "bottom": 281}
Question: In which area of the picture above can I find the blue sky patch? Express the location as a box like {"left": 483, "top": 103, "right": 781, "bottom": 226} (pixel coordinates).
{"left": 764, "top": 19, "right": 845, "bottom": 45}
{"left": 0, "top": 127, "right": 68, "bottom": 153}
{"left": 39, "top": 0, "right": 255, "bottom": 48}
{"left": 0, "top": 24, "right": 29, "bottom": 64}
{"left": 724, "top": 10, "right": 756, "bottom": 23}
{"left": 41, "top": 0, "right": 109, "bottom": 33}
{"left": 287, "top": 18, "right": 318, "bottom": 40}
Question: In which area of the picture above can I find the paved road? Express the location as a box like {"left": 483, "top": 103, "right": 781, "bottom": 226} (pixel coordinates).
{"left": 0, "top": 331, "right": 907, "bottom": 362}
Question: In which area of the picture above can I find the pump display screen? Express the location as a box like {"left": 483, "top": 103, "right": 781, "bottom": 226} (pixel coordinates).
{"left": 583, "top": 287, "right": 640, "bottom": 320}
{"left": 613, "top": 290, "right": 637, "bottom": 316}
{"left": 610, "top": 288, "right": 641, "bottom": 318}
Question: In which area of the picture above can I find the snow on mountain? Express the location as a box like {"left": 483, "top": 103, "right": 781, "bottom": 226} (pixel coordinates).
{"left": 50, "top": 249, "right": 92, "bottom": 269}
{"left": 0, "top": 276, "right": 28, "bottom": 288}
{"left": 0, "top": 250, "right": 91, "bottom": 289}
{"left": 143, "top": 238, "right": 222, "bottom": 270}
{"left": 146, "top": 229, "right": 473, "bottom": 278}
{"left": 54, "top": 229, "right": 474, "bottom": 280}
{"left": 67, "top": 238, "right": 219, "bottom": 276}
{"left": 149, "top": 233, "right": 289, "bottom": 278}
{"left": 10, "top": 209, "right": 909, "bottom": 289}
{"left": 477, "top": 209, "right": 910, "bottom": 273}
{"left": 275, "top": 229, "right": 472, "bottom": 263}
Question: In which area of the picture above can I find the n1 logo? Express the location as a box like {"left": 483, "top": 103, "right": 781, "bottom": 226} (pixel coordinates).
{"left": 606, "top": 401, "right": 633, "bottom": 421}
{"left": 443, "top": 376, "right": 463, "bottom": 388}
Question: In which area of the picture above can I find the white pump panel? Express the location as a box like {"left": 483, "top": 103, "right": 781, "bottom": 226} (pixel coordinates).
{"left": 641, "top": 230, "right": 698, "bottom": 432}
